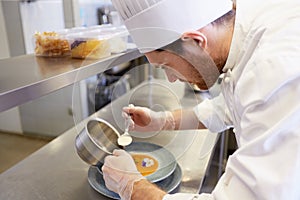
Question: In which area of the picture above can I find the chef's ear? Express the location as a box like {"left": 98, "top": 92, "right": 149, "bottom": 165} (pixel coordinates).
{"left": 181, "top": 31, "right": 207, "bottom": 49}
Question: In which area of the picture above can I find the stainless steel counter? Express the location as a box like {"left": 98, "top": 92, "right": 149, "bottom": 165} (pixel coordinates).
{"left": 0, "top": 48, "right": 142, "bottom": 112}
{"left": 0, "top": 79, "right": 218, "bottom": 200}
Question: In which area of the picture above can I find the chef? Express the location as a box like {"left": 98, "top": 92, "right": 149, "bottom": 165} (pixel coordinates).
{"left": 102, "top": 0, "right": 300, "bottom": 199}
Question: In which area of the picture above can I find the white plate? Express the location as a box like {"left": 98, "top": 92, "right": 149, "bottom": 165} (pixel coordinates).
{"left": 97, "top": 142, "right": 177, "bottom": 182}
{"left": 124, "top": 142, "right": 177, "bottom": 182}
{"left": 88, "top": 164, "right": 182, "bottom": 200}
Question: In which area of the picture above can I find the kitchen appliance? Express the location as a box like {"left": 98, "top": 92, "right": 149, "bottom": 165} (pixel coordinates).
{"left": 97, "top": 5, "right": 122, "bottom": 26}
{"left": 87, "top": 61, "right": 132, "bottom": 114}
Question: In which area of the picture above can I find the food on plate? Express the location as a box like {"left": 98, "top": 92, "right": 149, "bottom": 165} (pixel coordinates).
{"left": 34, "top": 31, "right": 70, "bottom": 57}
{"left": 131, "top": 154, "right": 159, "bottom": 176}
{"left": 70, "top": 39, "right": 111, "bottom": 59}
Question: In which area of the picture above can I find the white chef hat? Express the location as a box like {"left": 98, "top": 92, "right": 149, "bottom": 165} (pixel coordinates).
{"left": 112, "top": 0, "right": 233, "bottom": 53}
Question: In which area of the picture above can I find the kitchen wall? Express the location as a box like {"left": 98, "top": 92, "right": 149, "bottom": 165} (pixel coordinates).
{"left": 63, "top": 0, "right": 81, "bottom": 28}
{"left": 0, "top": 1, "right": 23, "bottom": 134}
{"left": 78, "top": 0, "right": 112, "bottom": 26}
{"left": 0, "top": 1, "right": 9, "bottom": 59}
{"left": 0, "top": 0, "right": 83, "bottom": 136}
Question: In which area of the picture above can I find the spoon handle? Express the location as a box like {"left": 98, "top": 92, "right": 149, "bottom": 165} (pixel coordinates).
{"left": 124, "top": 116, "right": 131, "bottom": 133}
{"left": 124, "top": 104, "right": 134, "bottom": 133}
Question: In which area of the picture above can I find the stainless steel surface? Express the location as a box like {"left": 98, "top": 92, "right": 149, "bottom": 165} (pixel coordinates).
{"left": 75, "top": 118, "right": 121, "bottom": 165}
{"left": 0, "top": 80, "right": 218, "bottom": 199}
{"left": 0, "top": 49, "right": 142, "bottom": 112}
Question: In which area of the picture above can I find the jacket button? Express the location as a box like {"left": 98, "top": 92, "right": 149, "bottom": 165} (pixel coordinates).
{"left": 224, "top": 77, "right": 231, "bottom": 83}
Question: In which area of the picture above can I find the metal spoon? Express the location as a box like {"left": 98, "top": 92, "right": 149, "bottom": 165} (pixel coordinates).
{"left": 117, "top": 105, "right": 134, "bottom": 146}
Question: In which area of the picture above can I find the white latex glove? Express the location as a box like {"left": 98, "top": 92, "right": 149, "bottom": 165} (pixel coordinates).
{"left": 102, "top": 149, "right": 145, "bottom": 200}
{"left": 122, "top": 105, "right": 175, "bottom": 132}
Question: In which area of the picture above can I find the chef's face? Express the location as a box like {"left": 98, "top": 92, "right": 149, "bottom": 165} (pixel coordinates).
{"left": 145, "top": 50, "right": 209, "bottom": 89}
{"left": 145, "top": 41, "right": 220, "bottom": 90}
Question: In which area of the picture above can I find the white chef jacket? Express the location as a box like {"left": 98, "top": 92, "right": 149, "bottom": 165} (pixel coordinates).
{"left": 164, "top": 0, "right": 300, "bottom": 199}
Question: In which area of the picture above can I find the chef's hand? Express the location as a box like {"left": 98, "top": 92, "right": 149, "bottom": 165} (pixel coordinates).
{"left": 122, "top": 105, "right": 175, "bottom": 132}
{"left": 102, "top": 149, "right": 145, "bottom": 200}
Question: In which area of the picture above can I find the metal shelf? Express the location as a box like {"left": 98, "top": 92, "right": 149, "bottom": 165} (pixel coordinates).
{"left": 0, "top": 48, "right": 142, "bottom": 112}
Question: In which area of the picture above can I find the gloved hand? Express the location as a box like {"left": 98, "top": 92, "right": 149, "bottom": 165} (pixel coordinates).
{"left": 122, "top": 105, "right": 175, "bottom": 132}
{"left": 102, "top": 149, "right": 145, "bottom": 200}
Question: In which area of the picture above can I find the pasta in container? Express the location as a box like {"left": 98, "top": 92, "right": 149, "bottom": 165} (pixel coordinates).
{"left": 34, "top": 31, "right": 71, "bottom": 57}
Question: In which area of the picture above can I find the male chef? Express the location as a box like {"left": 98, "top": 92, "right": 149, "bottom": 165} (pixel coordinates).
{"left": 102, "top": 0, "right": 300, "bottom": 199}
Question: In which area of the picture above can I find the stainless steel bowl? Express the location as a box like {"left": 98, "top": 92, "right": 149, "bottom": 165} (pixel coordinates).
{"left": 75, "top": 118, "right": 121, "bottom": 165}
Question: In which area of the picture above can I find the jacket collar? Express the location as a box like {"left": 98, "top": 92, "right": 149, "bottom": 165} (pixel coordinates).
{"left": 222, "top": 0, "right": 246, "bottom": 73}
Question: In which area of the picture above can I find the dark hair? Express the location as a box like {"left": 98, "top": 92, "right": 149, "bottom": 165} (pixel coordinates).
{"left": 212, "top": 9, "right": 236, "bottom": 27}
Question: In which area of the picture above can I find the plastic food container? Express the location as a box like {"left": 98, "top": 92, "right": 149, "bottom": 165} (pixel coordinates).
{"left": 77, "top": 25, "right": 129, "bottom": 54}
{"left": 33, "top": 25, "right": 129, "bottom": 59}
{"left": 34, "top": 32, "right": 71, "bottom": 57}
{"left": 103, "top": 26, "right": 129, "bottom": 54}
{"left": 68, "top": 33, "right": 112, "bottom": 59}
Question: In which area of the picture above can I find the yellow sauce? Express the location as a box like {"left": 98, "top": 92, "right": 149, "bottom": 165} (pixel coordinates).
{"left": 131, "top": 154, "right": 159, "bottom": 176}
